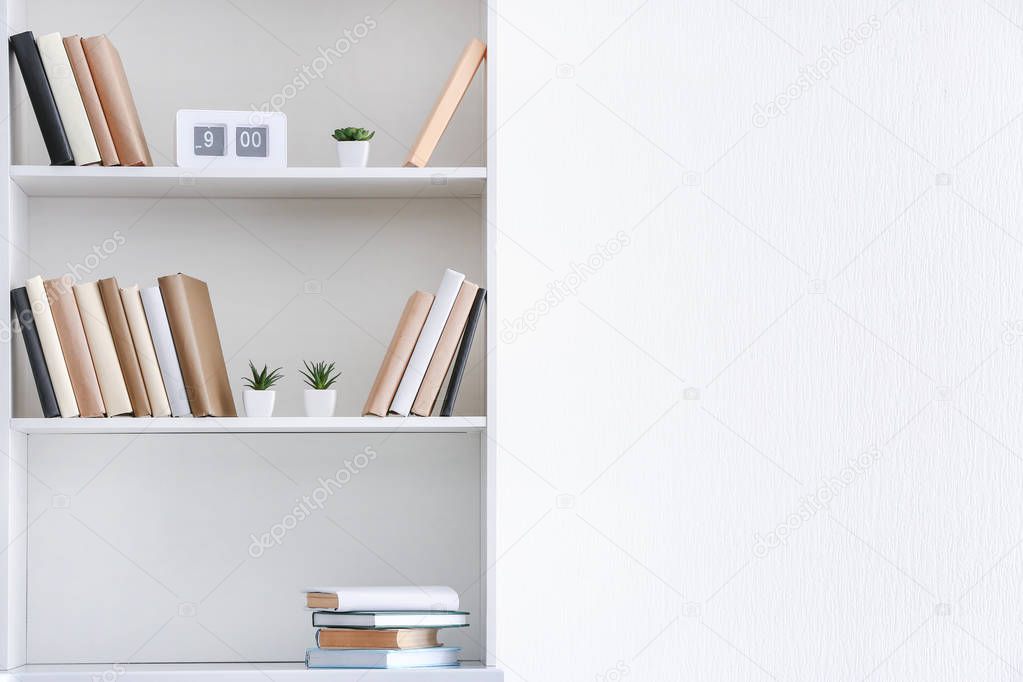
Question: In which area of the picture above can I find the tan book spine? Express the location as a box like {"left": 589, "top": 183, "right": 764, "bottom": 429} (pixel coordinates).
{"left": 411, "top": 281, "right": 478, "bottom": 416}
{"left": 158, "top": 274, "right": 237, "bottom": 417}
{"left": 362, "top": 291, "right": 435, "bottom": 416}
{"left": 26, "top": 276, "right": 79, "bottom": 417}
{"left": 120, "top": 285, "right": 172, "bottom": 417}
{"left": 43, "top": 277, "right": 105, "bottom": 417}
{"left": 74, "top": 281, "right": 132, "bottom": 416}
{"left": 98, "top": 278, "right": 151, "bottom": 416}
{"left": 81, "top": 35, "right": 152, "bottom": 166}
{"left": 63, "top": 35, "right": 119, "bottom": 166}
{"left": 316, "top": 628, "right": 439, "bottom": 649}
{"left": 404, "top": 38, "right": 486, "bottom": 168}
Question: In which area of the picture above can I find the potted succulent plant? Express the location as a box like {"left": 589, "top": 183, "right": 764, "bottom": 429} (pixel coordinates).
{"left": 300, "top": 360, "right": 341, "bottom": 417}
{"left": 332, "top": 127, "right": 375, "bottom": 167}
{"left": 242, "top": 361, "right": 284, "bottom": 418}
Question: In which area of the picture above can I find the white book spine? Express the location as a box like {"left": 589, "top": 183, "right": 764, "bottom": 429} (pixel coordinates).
{"left": 36, "top": 32, "right": 101, "bottom": 166}
{"left": 305, "top": 585, "right": 460, "bottom": 611}
{"left": 140, "top": 286, "right": 191, "bottom": 417}
{"left": 74, "top": 281, "right": 132, "bottom": 416}
{"left": 389, "top": 269, "right": 465, "bottom": 416}
{"left": 121, "top": 285, "right": 172, "bottom": 417}
{"left": 25, "top": 276, "right": 79, "bottom": 417}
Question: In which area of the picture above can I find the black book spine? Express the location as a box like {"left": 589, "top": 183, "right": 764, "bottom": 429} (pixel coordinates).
{"left": 9, "top": 31, "right": 74, "bottom": 166}
{"left": 440, "top": 288, "right": 486, "bottom": 417}
{"left": 11, "top": 287, "right": 60, "bottom": 418}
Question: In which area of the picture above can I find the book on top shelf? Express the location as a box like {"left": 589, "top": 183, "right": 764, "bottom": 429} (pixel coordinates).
{"left": 10, "top": 31, "right": 74, "bottom": 166}
{"left": 305, "top": 585, "right": 459, "bottom": 611}
{"left": 36, "top": 32, "right": 101, "bottom": 166}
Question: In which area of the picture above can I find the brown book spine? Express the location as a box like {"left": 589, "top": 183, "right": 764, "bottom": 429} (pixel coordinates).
{"left": 158, "top": 274, "right": 237, "bottom": 417}
{"left": 81, "top": 35, "right": 152, "bottom": 166}
{"left": 362, "top": 291, "right": 435, "bottom": 416}
{"left": 98, "top": 278, "right": 151, "bottom": 416}
{"left": 404, "top": 38, "right": 486, "bottom": 168}
{"left": 63, "top": 35, "right": 119, "bottom": 166}
{"left": 411, "top": 281, "right": 478, "bottom": 416}
{"left": 316, "top": 628, "right": 439, "bottom": 649}
{"left": 43, "top": 277, "right": 105, "bottom": 417}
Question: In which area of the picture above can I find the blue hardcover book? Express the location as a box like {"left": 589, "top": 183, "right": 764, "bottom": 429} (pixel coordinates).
{"left": 305, "top": 646, "right": 460, "bottom": 669}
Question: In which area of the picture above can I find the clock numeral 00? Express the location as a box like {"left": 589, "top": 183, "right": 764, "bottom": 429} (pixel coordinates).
{"left": 235, "top": 125, "right": 269, "bottom": 158}
{"left": 238, "top": 129, "right": 262, "bottom": 149}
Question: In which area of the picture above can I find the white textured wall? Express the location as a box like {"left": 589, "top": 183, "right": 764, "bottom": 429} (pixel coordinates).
{"left": 495, "top": 1, "right": 1023, "bottom": 679}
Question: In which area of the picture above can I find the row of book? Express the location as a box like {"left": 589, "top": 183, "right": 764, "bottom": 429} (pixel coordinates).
{"left": 11, "top": 30, "right": 152, "bottom": 167}
{"left": 11, "top": 274, "right": 235, "bottom": 418}
{"left": 362, "top": 268, "right": 486, "bottom": 417}
{"left": 304, "top": 586, "right": 467, "bottom": 669}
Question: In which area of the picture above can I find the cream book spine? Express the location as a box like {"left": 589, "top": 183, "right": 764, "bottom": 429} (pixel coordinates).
{"left": 140, "top": 286, "right": 191, "bottom": 417}
{"left": 121, "top": 285, "right": 171, "bottom": 417}
{"left": 74, "top": 281, "right": 131, "bottom": 416}
{"left": 25, "top": 276, "right": 79, "bottom": 417}
{"left": 389, "top": 269, "right": 465, "bottom": 416}
{"left": 36, "top": 32, "right": 101, "bottom": 166}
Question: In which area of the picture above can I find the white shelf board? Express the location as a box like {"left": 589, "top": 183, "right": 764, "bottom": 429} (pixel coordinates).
{"left": 0, "top": 662, "right": 501, "bottom": 681}
{"left": 11, "top": 417, "right": 485, "bottom": 435}
{"left": 10, "top": 166, "right": 486, "bottom": 199}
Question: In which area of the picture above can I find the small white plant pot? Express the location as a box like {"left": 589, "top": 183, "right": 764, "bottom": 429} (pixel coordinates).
{"left": 336, "top": 141, "right": 370, "bottom": 167}
{"left": 243, "top": 389, "right": 276, "bottom": 418}
{"left": 304, "top": 389, "right": 337, "bottom": 417}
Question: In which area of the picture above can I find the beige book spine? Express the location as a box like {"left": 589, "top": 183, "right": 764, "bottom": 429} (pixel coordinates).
{"left": 82, "top": 34, "right": 153, "bottom": 166}
{"left": 158, "top": 274, "right": 237, "bottom": 417}
{"left": 74, "top": 281, "right": 132, "bottom": 416}
{"left": 404, "top": 38, "right": 486, "bottom": 168}
{"left": 44, "top": 277, "right": 104, "bottom": 417}
{"left": 98, "top": 278, "right": 151, "bottom": 417}
{"left": 411, "top": 281, "right": 478, "bottom": 416}
{"left": 120, "top": 285, "right": 171, "bottom": 417}
{"left": 26, "top": 276, "right": 79, "bottom": 417}
{"left": 362, "top": 291, "right": 435, "bottom": 416}
{"left": 63, "top": 35, "right": 119, "bottom": 166}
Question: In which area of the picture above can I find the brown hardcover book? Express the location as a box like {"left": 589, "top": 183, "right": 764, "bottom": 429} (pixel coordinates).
{"left": 362, "top": 291, "right": 435, "bottom": 416}
{"left": 63, "top": 35, "right": 119, "bottom": 166}
{"left": 411, "top": 281, "right": 478, "bottom": 416}
{"left": 81, "top": 35, "right": 152, "bottom": 166}
{"left": 404, "top": 38, "right": 486, "bottom": 168}
{"left": 44, "top": 277, "right": 104, "bottom": 417}
{"left": 317, "top": 629, "right": 439, "bottom": 650}
{"left": 98, "top": 278, "right": 151, "bottom": 416}
{"left": 157, "top": 274, "right": 236, "bottom": 417}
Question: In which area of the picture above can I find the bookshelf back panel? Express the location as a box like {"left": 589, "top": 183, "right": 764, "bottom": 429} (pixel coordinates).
{"left": 13, "top": 197, "right": 485, "bottom": 418}
{"left": 14, "top": 0, "right": 485, "bottom": 167}
{"left": 26, "top": 433, "right": 483, "bottom": 663}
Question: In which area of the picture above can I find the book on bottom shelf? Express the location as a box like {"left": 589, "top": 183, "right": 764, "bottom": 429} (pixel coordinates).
{"left": 305, "top": 646, "right": 460, "bottom": 669}
{"left": 316, "top": 628, "right": 439, "bottom": 649}
{"left": 11, "top": 287, "right": 60, "bottom": 418}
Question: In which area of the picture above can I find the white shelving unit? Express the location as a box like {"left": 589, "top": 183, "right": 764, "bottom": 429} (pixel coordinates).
{"left": 0, "top": 1, "right": 499, "bottom": 679}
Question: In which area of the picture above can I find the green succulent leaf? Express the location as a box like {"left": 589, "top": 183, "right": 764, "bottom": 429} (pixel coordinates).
{"left": 242, "top": 361, "right": 284, "bottom": 390}
{"left": 331, "top": 127, "right": 375, "bottom": 142}
{"left": 300, "top": 360, "right": 341, "bottom": 390}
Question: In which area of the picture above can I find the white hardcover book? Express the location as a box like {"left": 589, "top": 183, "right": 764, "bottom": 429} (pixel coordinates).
{"left": 36, "top": 32, "right": 101, "bottom": 166}
{"left": 25, "top": 276, "right": 79, "bottom": 417}
{"left": 306, "top": 646, "right": 460, "bottom": 669}
{"left": 73, "top": 281, "right": 131, "bottom": 416}
{"left": 306, "top": 585, "right": 460, "bottom": 611}
{"left": 140, "top": 286, "right": 191, "bottom": 417}
{"left": 121, "top": 285, "right": 172, "bottom": 417}
{"left": 389, "top": 269, "right": 465, "bottom": 416}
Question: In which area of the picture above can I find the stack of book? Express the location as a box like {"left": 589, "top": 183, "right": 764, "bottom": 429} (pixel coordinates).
{"left": 363, "top": 269, "right": 486, "bottom": 417}
{"left": 304, "top": 586, "right": 469, "bottom": 669}
{"left": 11, "top": 273, "right": 235, "bottom": 418}
{"left": 10, "top": 30, "right": 151, "bottom": 167}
